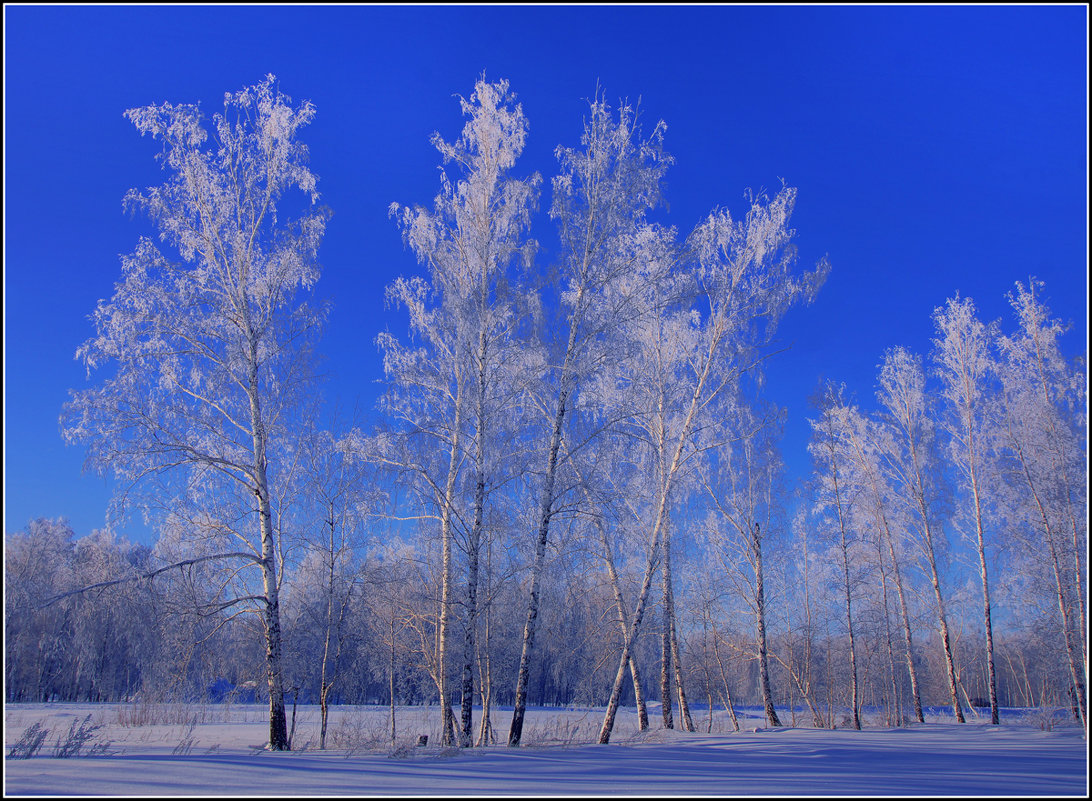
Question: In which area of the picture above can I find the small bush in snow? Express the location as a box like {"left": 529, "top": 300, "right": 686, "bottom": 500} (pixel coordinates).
{"left": 51, "top": 714, "right": 112, "bottom": 758}
{"left": 8, "top": 721, "right": 49, "bottom": 759}
{"left": 171, "top": 716, "right": 199, "bottom": 756}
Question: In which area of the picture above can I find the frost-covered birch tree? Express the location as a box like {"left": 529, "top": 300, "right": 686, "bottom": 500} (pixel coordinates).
{"left": 996, "top": 280, "right": 1087, "bottom": 731}
{"left": 62, "top": 75, "right": 326, "bottom": 751}
{"left": 932, "top": 295, "right": 1003, "bottom": 724}
{"left": 383, "top": 76, "right": 538, "bottom": 747}
{"left": 808, "top": 383, "right": 863, "bottom": 729}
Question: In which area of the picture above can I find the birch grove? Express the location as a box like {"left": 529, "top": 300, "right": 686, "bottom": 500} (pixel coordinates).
{"left": 26, "top": 76, "right": 1084, "bottom": 746}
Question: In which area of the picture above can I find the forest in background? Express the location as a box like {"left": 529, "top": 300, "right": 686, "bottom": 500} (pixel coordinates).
{"left": 4, "top": 76, "right": 1086, "bottom": 750}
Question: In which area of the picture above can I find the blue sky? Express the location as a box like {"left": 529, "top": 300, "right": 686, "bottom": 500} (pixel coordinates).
{"left": 4, "top": 4, "right": 1087, "bottom": 544}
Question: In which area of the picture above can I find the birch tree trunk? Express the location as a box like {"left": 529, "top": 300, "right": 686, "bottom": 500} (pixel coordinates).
{"left": 754, "top": 523, "right": 782, "bottom": 728}
{"left": 319, "top": 511, "right": 335, "bottom": 750}
{"left": 662, "top": 532, "right": 694, "bottom": 731}
{"left": 1017, "top": 283, "right": 1087, "bottom": 730}
{"left": 585, "top": 483, "right": 649, "bottom": 730}
{"left": 246, "top": 325, "right": 290, "bottom": 751}
{"left": 437, "top": 389, "right": 464, "bottom": 747}
{"left": 911, "top": 467, "right": 965, "bottom": 724}
{"left": 389, "top": 615, "right": 397, "bottom": 744}
{"left": 461, "top": 329, "right": 488, "bottom": 748}
{"left": 476, "top": 540, "right": 495, "bottom": 747}
{"left": 969, "top": 463, "right": 999, "bottom": 724}
{"left": 777, "top": 540, "right": 832, "bottom": 728}
{"left": 659, "top": 543, "right": 675, "bottom": 730}
{"left": 512, "top": 95, "right": 679, "bottom": 746}
{"left": 386, "top": 78, "right": 538, "bottom": 748}
{"left": 837, "top": 516, "right": 861, "bottom": 730}
{"left": 874, "top": 531, "right": 902, "bottom": 726}
{"left": 812, "top": 401, "right": 862, "bottom": 730}
{"left": 886, "top": 522, "right": 924, "bottom": 723}
{"left": 508, "top": 384, "right": 570, "bottom": 747}
{"left": 597, "top": 525, "right": 665, "bottom": 744}
{"left": 933, "top": 296, "right": 1001, "bottom": 725}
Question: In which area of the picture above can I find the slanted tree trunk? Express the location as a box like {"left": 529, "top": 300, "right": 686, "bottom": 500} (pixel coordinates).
{"left": 887, "top": 524, "right": 925, "bottom": 723}
{"left": 880, "top": 351, "right": 964, "bottom": 725}
{"left": 572, "top": 452, "right": 650, "bottom": 731}
{"left": 597, "top": 525, "right": 664, "bottom": 744}
{"left": 904, "top": 423, "right": 965, "bottom": 726}
{"left": 604, "top": 531, "right": 650, "bottom": 731}
{"left": 773, "top": 593, "right": 825, "bottom": 729}
{"left": 921, "top": 522, "right": 965, "bottom": 724}
{"left": 1012, "top": 437, "right": 1087, "bottom": 731}
{"left": 508, "top": 384, "right": 570, "bottom": 747}
{"left": 508, "top": 268, "right": 588, "bottom": 747}
{"left": 599, "top": 300, "right": 731, "bottom": 746}
{"left": 1034, "top": 381, "right": 1087, "bottom": 727}
{"left": 934, "top": 299, "right": 1002, "bottom": 727}
{"left": 710, "top": 629, "right": 741, "bottom": 731}
{"left": 1022, "top": 283, "right": 1088, "bottom": 727}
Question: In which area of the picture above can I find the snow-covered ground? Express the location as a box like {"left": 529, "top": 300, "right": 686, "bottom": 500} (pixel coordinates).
{"left": 4, "top": 702, "right": 1087, "bottom": 796}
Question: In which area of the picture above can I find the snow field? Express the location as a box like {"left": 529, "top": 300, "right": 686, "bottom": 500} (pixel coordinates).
{"left": 4, "top": 702, "right": 1087, "bottom": 796}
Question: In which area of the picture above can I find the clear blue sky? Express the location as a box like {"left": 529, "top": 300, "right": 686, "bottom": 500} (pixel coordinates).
{"left": 4, "top": 4, "right": 1088, "bottom": 544}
